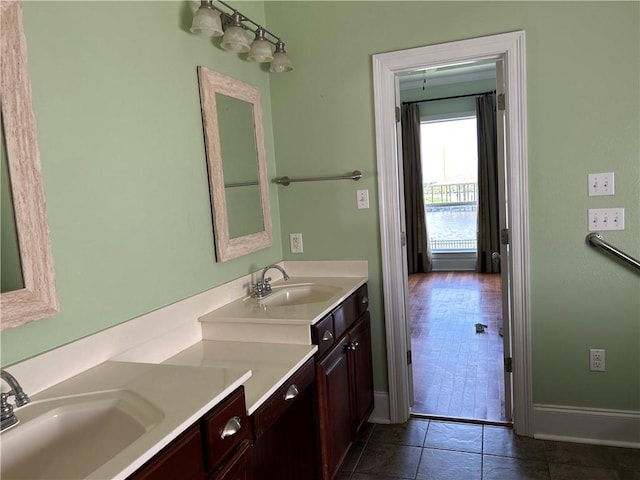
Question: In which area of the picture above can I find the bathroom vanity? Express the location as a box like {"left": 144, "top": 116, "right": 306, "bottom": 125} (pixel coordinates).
{"left": 0, "top": 262, "right": 372, "bottom": 480}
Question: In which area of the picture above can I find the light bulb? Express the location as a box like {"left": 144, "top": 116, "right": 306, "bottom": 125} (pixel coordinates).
{"left": 269, "top": 41, "right": 293, "bottom": 73}
{"left": 190, "top": 2, "right": 223, "bottom": 37}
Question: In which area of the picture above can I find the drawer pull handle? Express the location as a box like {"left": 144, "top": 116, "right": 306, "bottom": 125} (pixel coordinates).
{"left": 220, "top": 416, "right": 242, "bottom": 439}
{"left": 284, "top": 384, "right": 299, "bottom": 401}
{"left": 322, "top": 330, "right": 334, "bottom": 342}
{"left": 361, "top": 296, "right": 369, "bottom": 305}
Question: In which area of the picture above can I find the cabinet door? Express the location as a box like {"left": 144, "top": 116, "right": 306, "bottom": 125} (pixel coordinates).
{"left": 251, "top": 359, "right": 316, "bottom": 480}
{"left": 349, "top": 312, "right": 374, "bottom": 433}
{"left": 128, "top": 425, "right": 205, "bottom": 480}
{"left": 316, "top": 336, "right": 352, "bottom": 480}
{"left": 211, "top": 440, "right": 252, "bottom": 480}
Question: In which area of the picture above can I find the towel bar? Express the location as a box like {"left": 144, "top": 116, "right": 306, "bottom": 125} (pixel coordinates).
{"left": 274, "top": 170, "right": 362, "bottom": 186}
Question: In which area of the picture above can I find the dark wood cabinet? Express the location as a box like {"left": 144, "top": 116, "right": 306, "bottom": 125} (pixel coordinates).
{"left": 314, "top": 284, "right": 374, "bottom": 480}
{"left": 129, "top": 387, "right": 251, "bottom": 480}
{"left": 211, "top": 439, "right": 252, "bottom": 480}
{"left": 349, "top": 312, "right": 374, "bottom": 434}
{"left": 127, "top": 423, "right": 206, "bottom": 480}
{"left": 317, "top": 335, "right": 352, "bottom": 479}
{"left": 129, "top": 282, "right": 372, "bottom": 480}
{"left": 251, "top": 358, "right": 317, "bottom": 480}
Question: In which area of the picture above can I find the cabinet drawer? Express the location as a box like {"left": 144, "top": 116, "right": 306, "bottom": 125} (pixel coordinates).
{"left": 252, "top": 358, "right": 315, "bottom": 439}
{"left": 356, "top": 283, "right": 369, "bottom": 317}
{"left": 202, "top": 387, "right": 251, "bottom": 471}
{"left": 311, "top": 313, "right": 335, "bottom": 358}
{"left": 332, "top": 284, "right": 369, "bottom": 352}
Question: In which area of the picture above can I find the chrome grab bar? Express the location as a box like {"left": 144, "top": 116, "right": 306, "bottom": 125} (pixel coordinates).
{"left": 586, "top": 233, "right": 640, "bottom": 272}
{"left": 274, "top": 170, "right": 362, "bottom": 186}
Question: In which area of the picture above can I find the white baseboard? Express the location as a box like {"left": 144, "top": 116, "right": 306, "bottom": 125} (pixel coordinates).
{"left": 533, "top": 404, "right": 640, "bottom": 448}
{"left": 368, "top": 391, "right": 391, "bottom": 424}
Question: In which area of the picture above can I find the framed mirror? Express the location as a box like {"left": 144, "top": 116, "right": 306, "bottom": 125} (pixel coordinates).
{"left": 1, "top": 1, "right": 59, "bottom": 330}
{"left": 197, "top": 67, "right": 272, "bottom": 262}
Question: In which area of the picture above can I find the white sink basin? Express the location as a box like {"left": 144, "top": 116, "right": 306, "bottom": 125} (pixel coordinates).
{"left": 259, "top": 284, "right": 341, "bottom": 307}
{"left": 1, "top": 389, "right": 164, "bottom": 480}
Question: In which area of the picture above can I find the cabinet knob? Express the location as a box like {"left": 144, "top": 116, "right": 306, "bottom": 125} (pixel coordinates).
{"left": 361, "top": 296, "right": 369, "bottom": 305}
{"left": 284, "top": 384, "right": 299, "bottom": 401}
{"left": 322, "top": 330, "right": 334, "bottom": 342}
{"left": 347, "top": 341, "right": 359, "bottom": 351}
{"left": 220, "top": 416, "right": 242, "bottom": 439}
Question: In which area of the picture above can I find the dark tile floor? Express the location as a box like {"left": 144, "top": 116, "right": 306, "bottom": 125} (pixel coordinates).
{"left": 337, "top": 419, "right": 640, "bottom": 480}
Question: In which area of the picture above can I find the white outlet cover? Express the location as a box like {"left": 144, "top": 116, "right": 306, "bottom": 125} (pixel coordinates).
{"left": 357, "top": 189, "right": 370, "bottom": 209}
{"left": 289, "top": 233, "right": 304, "bottom": 253}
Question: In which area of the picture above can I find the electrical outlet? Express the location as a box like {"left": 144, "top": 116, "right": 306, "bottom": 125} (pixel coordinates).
{"left": 588, "top": 172, "right": 615, "bottom": 196}
{"left": 588, "top": 208, "right": 625, "bottom": 231}
{"left": 590, "top": 349, "right": 606, "bottom": 371}
{"left": 289, "top": 233, "right": 303, "bottom": 254}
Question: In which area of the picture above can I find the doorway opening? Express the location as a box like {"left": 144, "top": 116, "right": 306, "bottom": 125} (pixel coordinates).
{"left": 399, "top": 63, "right": 507, "bottom": 423}
{"left": 372, "top": 31, "right": 532, "bottom": 435}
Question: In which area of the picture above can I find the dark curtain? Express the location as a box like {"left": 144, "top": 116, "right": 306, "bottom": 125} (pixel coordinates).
{"left": 476, "top": 94, "right": 501, "bottom": 273}
{"left": 401, "top": 103, "right": 432, "bottom": 273}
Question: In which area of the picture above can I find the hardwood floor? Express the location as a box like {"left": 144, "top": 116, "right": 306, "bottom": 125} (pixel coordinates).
{"left": 408, "top": 272, "right": 507, "bottom": 423}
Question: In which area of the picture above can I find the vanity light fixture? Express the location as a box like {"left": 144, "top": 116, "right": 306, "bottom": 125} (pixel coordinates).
{"left": 190, "top": 0, "right": 293, "bottom": 72}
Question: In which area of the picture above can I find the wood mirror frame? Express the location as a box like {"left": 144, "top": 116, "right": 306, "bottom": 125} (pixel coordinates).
{"left": 197, "top": 67, "right": 272, "bottom": 262}
{"left": 1, "top": 1, "right": 59, "bottom": 330}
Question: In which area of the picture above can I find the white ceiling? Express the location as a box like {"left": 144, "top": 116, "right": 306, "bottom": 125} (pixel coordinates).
{"left": 399, "top": 61, "right": 496, "bottom": 90}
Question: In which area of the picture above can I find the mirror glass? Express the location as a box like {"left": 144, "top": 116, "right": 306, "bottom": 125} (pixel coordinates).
{"left": 197, "top": 67, "right": 272, "bottom": 262}
{"left": 1, "top": 0, "right": 59, "bottom": 330}
{"left": 0, "top": 114, "right": 25, "bottom": 292}
{"left": 215, "top": 93, "right": 264, "bottom": 238}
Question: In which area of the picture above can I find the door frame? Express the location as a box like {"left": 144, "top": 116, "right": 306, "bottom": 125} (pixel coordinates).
{"left": 372, "top": 31, "right": 533, "bottom": 436}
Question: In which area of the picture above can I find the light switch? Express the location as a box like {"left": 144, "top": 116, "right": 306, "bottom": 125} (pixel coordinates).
{"left": 357, "top": 189, "right": 369, "bottom": 209}
{"left": 588, "top": 172, "right": 615, "bottom": 196}
{"left": 588, "top": 208, "right": 625, "bottom": 231}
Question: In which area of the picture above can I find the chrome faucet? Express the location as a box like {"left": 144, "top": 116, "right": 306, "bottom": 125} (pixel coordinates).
{"left": 253, "top": 265, "right": 290, "bottom": 298}
{"left": 1, "top": 369, "right": 30, "bottom": 431}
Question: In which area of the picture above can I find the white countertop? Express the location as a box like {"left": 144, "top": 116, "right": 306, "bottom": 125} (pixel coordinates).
{"left": 199, "top": 276, "right": 367, "bottom": 325}
{"left": 164, "top": 340, "right": 318, "bottom": 415}
{"left": 2, "top": 263, "right": 368, "bottom": 479}
{"left": 8, "top": 361, "right": 251, "bottom": 480}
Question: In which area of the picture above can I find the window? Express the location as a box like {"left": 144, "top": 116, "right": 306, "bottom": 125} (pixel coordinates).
{"left": 421, "top": 117, "right": 478, "bottom": 253}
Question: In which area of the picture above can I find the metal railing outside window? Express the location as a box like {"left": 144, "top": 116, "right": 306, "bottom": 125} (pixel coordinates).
{"left": 424, "top": 182, "right": 478, "bottom": 252}
{"left": 424, "top": 182, "right": 477, "bottom": 205}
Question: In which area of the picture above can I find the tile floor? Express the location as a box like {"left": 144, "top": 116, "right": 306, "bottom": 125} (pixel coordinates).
{"left": 338, "top": 418, "right": 640, "bottom": 480}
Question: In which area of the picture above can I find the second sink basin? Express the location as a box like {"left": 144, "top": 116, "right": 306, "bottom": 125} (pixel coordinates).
{"left": 259, "top": 283, "right": 341, "bottom": 307}
{"left": 1, "top": 389, "right": 164, "bottom": 479}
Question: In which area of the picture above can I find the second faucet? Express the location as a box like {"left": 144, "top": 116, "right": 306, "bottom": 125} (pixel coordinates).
{"left": 253, "top": 264, "right": 289, "bottom": 299}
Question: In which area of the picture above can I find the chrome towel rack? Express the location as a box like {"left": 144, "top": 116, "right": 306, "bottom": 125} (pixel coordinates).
{"left": 224, "top": 181, "right": 259, "bottom": 188}
{"left": 586, "top": 233, "right": 640, "bottom": 272}
{"left": 274, "top": 170, "right": 362, "bottom": 186}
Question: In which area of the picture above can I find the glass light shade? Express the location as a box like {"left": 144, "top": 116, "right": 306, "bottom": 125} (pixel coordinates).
{"left": 220, "top": 26, "right": 250, "bottom": 53}
{"left": 247, "top": 39, "right": 273, "bottom": 63}
{"left": 190, "top": 7, "right": 223, "bottom": 37}
{"left": 269, "top": 51, "right": 293, "bottom": 73}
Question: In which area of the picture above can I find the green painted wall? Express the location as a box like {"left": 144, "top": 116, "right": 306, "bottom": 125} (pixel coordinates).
{"left": 265, "top": 2, "right": 640, "bottom": 411}
{"left": 3, "top": 1, "right": 638, "bottom": 415}
{"left": 1, "top": 1, "right": 282, "bottom": 365}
